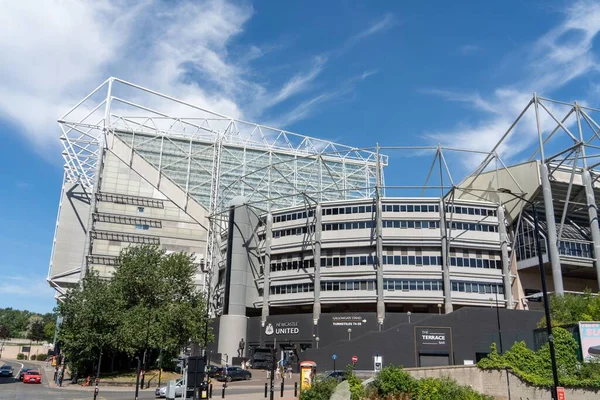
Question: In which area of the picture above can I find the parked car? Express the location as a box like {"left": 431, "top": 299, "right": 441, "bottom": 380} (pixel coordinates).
{"left": 214, "top": 366, "right": 251, "bottom": 382}
{"left": 320, "top": 370, "right": 347, "bottom": 382}
{"left": 16, "top": 368, "right": 32, "bottom": 381}
{"left": 206, "top": 365, "right": 220, "bottom": 378}
{"left": 23, "top": 370, "right": 41, "bottom": 384}
{"left": 155, "top": 378, "right": 184, "bottom": 398}
{"left": 0, "top": 365, "right": 13, "bottom": 377}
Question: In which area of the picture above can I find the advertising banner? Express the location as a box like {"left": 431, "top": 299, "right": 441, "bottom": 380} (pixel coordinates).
{"left": 579, "top": 321, "right": 600, "bottom": 361}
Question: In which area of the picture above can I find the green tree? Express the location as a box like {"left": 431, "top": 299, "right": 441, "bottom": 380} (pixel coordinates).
{"left": 0, "top": 324, "right": 9, "bottom": 340}
{"left": 57, "top": 245, "right": 211, "bottom": 375}
{"left": 112, "top": 246, "right": 210, "bottom": 360}
{"left": 539, "top": 291, "right": 600, "bottom": 328}
{"left": 26, "top": 315, "right": 45, "bottom": 343}
{"left": 57, "top": 271, "right": 121, "bottom": 374}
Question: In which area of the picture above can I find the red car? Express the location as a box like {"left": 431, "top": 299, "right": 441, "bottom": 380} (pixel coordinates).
{"left": 23, "top": 370, "right": 41, "bottom": 384}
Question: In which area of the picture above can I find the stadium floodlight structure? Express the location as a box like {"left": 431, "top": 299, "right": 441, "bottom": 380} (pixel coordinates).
{"left": 50, "top": 77, "right": 385, "bottom": 297}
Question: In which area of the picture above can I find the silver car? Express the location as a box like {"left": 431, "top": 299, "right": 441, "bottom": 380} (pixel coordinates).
{"left": 155, "top": 379, "right": 184, "bottom": 398}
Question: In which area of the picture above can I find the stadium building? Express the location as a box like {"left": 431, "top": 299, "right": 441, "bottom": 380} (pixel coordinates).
{"left": 49, "top": 80, "right": 600, "bottom": 368}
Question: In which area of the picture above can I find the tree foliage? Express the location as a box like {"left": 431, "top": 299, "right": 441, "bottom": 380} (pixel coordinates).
{"left": 25, "top": 315, "right": 46, "bottom": 343}
{"left": 0, "top": 308, "right": 56, "bottom": 341}
{"left": 0, "top": 324, "right": 9, "bottom": 340}
{"left": 57, "top": 245, "right": 211, "bottom": 375}
{"left": 478, "top": 327, "right": 600, "bottom": 388}
{"left": 538, "top": 290, "right": 600, "bottom": 328}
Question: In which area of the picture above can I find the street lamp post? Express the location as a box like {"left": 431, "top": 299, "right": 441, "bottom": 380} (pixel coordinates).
{"left": 498, "top": 188, "right": 560, "bottom": 400}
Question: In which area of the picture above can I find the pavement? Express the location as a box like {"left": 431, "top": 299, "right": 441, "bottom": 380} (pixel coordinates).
{"left": 0, "top": 359, "right": 300, "bottom": 399}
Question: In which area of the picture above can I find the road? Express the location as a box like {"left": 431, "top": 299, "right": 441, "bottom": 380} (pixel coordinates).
{"left": 0, "top": 359, "right": 284, "bottom": 400}
{"left": 0, "top": 359, "right": 158, "bottom": 400}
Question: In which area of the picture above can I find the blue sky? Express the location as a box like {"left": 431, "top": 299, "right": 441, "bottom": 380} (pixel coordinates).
{"left": 1, "top": 0, "right": 600, "bottom": 313}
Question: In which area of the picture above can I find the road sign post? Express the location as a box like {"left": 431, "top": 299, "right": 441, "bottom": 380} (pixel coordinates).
{"left": 351, "top": 355, "right": 358, "bottom": 368}
{"left": 332, "top": 354, "right": 337, "bottom": 373}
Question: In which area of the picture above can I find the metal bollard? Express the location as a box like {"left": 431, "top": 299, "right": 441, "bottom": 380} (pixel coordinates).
{"left": 264, "top": 382, "right": 268, "bottom": 398}
{"left": 280, "top": 381, "right": 284, "bottom": 397}
{"left": 294, "top": 382, "right": 298, "bottom": 397}
{"left": 222, "top": 383, "right": 226, "bottom": 398}
{"left": 209, "top": 383, "right": 213, "bottom": 398}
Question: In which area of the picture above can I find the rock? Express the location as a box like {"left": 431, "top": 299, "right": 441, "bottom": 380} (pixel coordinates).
{"left": 331, "top": 380, "right": 351, "bottom": 400}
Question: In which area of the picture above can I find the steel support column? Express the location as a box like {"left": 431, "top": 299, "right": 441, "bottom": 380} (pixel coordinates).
{"left": 312, "top": 204, "right": 322, "bottom": 325}
{"left": 582, "top": 170, "right": 600, "bottom": 286}
{"left": 261, "top": 213, "right": 273, "bottom": 326}
{"left": 497, "top": 206, "right": 513, "bottom": 309}
{"left": 375, "top": 198, "right": 385, "bottom": 326}
{"left": 539, "top": 163, "right": 564, "bottom": 295}
{"left": 439, "top": 199, "right": 453, "bottom": 313}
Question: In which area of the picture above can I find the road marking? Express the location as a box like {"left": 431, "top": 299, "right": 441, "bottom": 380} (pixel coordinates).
{"left": 13, "top": 361, "right": 24, "bottom": 380}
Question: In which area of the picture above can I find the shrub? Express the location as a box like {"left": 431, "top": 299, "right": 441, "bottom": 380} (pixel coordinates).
{"left": 370, "top": 365, "right": 419, "bottom": 398}
{"left": 346, "top": 365, "right": 366, "bottom": 400}
{"left": 416, "top": 376, "right": 493, "bottom": 400}
{"left": 16, "top": 353, "right": 26, "bottom": 360}
{"left": 299, "top": 378, "right": 338, "bottom": 400}
{"left": 478, "top": 327, "right": 600, "bottom": 388}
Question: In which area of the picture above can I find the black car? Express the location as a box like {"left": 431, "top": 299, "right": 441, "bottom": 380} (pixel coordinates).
{"left": 0, "top": 365, "right": 13, "bottom": 377}
{"left": 206, "top": 365, "right": 220, "bottom": 378}
{"left": 320, "top": 370, "right": 347, "bottom": 382}
{"left": 17, "top": 368, "right": 32, "bottom": 381}
{"left": 214, "top": 367, "right": 252, "bottom": 382}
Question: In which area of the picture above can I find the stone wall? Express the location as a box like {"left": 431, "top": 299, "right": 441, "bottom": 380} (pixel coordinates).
{"left": 404, "top": 365, "right": 598, "bottom": 400}
{"left": 1, "top": 344, "right": 51, "bottom": 360}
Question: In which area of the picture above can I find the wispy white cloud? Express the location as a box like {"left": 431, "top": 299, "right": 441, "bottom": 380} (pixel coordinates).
{"left": 0, "top": 1, "right": 395, "bottom": 155}
{"left": 424, "top": 0, "right": 600, "bottom": 168}
{"left": 266, "top": 70, "right": 379, "bottom": 127}
{"left": 353, "top": 13, "right": 396, "bottom": 42}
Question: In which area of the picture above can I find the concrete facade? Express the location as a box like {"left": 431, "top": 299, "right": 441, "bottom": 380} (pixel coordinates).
{"left": 49, "top": 151, "right": 208, "bottom": 291}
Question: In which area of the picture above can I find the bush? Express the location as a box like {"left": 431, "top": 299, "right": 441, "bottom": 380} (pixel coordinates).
{"left": 370, "top": 365, "right": 419, "bottom": 398}
{"left": 299, "top": 378, "right": 338, "bottom": 400}
{"left": 478, "top": 327, "right": 600, "bottom": 388}
{"left": 346, "top": 365, "right": 366, "bottom": 400}
{"left": 16, "top": 353, "right": 26, "bottom": 360}
{"left": 416, "top": 377, "right": 493, "bottom": 400}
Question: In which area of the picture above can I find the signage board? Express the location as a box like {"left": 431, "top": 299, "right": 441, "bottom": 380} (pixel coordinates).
{"left": 332, "top": 354, "right": 337, "bottom": 360}
{"left": 351, "top": 355, "right": 358, "bottom": 363}
{"left": 374, "top": 355, "right": 382, "bottom": 372}
{"left": 578, "top": 321, "right": 600, "bottom": 361}
{"left": 414, "top": 326, "right": 452, "bottom": 353}
{"left": 557, "top": 386, "right": 566, "bottom": 400}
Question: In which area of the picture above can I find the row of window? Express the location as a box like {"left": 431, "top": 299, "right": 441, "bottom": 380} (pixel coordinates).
{"left": 273, "top": 210, "right": 315, "bottom": 223}
{"left": 383, "top": 204, "right": 439, "bottom": 213}
{"left": 273, "top": 226, "right": 314, "bottom": 238}
{"left": 383, "top": 255, "right": 443, "bottom": 266}
{"left": 269, "top": 254, "right": 503, "bottom": 270}
{"left": 448, "top": 222, "right": 499, "bottom": 233}
{"left": 384, "top": 279, "right": 443, "bottom": 291}
{"left": 451, "top": 281, "right": 504, "bottom": 294}
{"left": 267, "top": 279, "right": 504, "bottom": 295}
{"left": 383, "top": 220, "right": 440, "bottom": 229}
{"left": 272, "top": 203, "right": 494, "bottom": 223}
{"left": 446, "top": 206, "right": 497, "bottom": 217}
{"left": 270, "top": 259, "right": 314, "bottom": 272}
{"left": 558, "top": 241, "right": 593, "bottom": 258}
{"left": 270, "top": 282, "right": 314, "bottom": 295}
{"left": 450, "top": 257, "right": 503, "bottom": 270}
